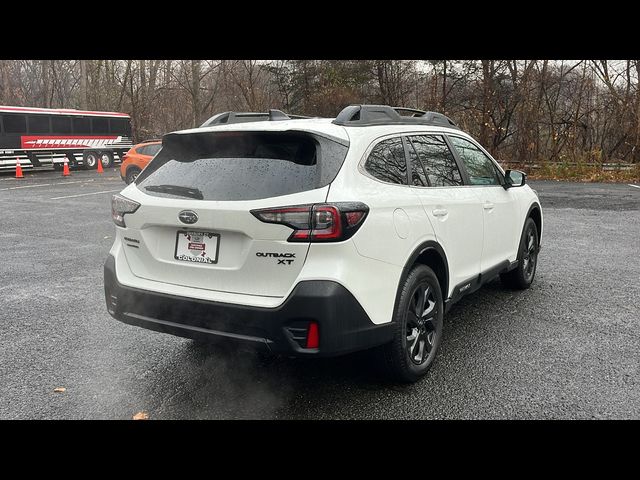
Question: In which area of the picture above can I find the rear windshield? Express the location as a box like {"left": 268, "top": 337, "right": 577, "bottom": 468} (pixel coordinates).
{"left": 135, "top": 131, "right": 348, "bottom": 201}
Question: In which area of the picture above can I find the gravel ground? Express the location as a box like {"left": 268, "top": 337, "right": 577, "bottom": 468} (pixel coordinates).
{"left": 0, "top": 170, "right": 638, "bottom": 419}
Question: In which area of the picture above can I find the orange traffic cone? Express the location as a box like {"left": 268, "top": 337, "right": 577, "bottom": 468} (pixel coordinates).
{"left": 96, "top": 157, "right": 104, "bottom": 174}
{"left": 15, "top": 158, "right": 24, "bottom": 179}
{"left": 62, "top": 158, "right": 70, "bottom": 177}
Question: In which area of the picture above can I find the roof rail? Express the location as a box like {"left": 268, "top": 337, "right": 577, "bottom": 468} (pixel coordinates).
{"left": 200, "top": 109, "right": 313, "bottom": 127}
{"left": 139, "top": 138, "right": 162, "bottom": 144}
{"left": 332, "top": 105, "right": 459, "bottom": 129}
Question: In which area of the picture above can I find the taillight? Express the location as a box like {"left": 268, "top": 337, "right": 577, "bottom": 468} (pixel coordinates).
{"left": 111, "top": 194, "right": 140, "bottom": 227}
{"left": 251, "top": 202, "right": 369, "bottom": 242}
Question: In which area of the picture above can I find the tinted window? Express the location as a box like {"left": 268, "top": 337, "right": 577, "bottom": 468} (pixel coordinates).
{"left": 364, "top": 137, "right": 408, "bottom": 185}
{"left": 110, "top": 117, "right": 131, "bottom": 136}
{"left": 449, "top": 136, "right": 501, "bottom": 186}
{"left": 2, "top": 114, "right": 27, "bottom": 134}
{"left": 409, "top": 135, "right": 463, "bottom": 186}
{"left": 52, "top": 116, "right": 72, "bottom": 134}
{"left": 136, "top": 131, "right": 348, "bottom": 201}
{"left": 73, "top": 117, "right": 91, "bottom": 134}
{"left": 28, "top": 115, "right": 50, "bottom": 134}
{"left": 92, "top": 117, "right": 109, "bottom": 134}
{"left": 144, "top": 144, "right": 161, "bottom": 156}
{"left": 406, "top": 138, "right": 429, "bottom": 187}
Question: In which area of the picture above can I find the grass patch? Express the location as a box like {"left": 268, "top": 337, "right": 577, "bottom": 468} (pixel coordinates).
{"left": 524, "top": 163, "right": 640, "bottom": 183}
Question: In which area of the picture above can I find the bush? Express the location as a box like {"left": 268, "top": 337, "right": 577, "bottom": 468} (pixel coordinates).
{"left": 527, "top": 162, "right": 640, "bottom": 183}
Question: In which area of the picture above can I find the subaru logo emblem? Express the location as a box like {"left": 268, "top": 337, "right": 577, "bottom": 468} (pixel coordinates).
{"left": 178, "top": 210, "right": 198, "bottom": 224}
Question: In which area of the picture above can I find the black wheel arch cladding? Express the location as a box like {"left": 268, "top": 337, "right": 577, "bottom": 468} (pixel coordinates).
{"left": 398, "top": 240, "right": 449, "bottom": 304}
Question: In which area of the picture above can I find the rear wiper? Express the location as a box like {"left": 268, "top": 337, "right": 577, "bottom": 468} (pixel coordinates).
{"left": 144, "top": 184, "right": 204, "bottom": 200}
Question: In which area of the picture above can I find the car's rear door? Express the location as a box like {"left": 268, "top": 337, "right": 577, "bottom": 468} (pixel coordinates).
{"left": 406, "top": 134, "right": 484, "bottom": 296}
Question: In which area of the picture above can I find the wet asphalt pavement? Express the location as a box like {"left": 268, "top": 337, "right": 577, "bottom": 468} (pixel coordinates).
{"left": 0, "top": 169, "right": 638, "bottom": 419}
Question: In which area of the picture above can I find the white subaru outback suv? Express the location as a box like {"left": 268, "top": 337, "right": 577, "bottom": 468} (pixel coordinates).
{"left": 104, "top": 105, "right": 542, "bottom": 382}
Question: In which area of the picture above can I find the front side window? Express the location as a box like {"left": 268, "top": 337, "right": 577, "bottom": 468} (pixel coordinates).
{"left": 364, "top": 137, "right": 408, "bottom": 185}
{"left": 449, "top": 136, "right": 501, "bottom": 186}
{"left": 110, "top": 117, "right": 131, "bottom": 136}
{"left": 409, "top": 135, "right": 463, "bottom": 187}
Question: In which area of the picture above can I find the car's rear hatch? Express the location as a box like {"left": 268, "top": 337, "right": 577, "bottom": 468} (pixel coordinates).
{"left": 119, "top": 125, "right": 349, "bottom": 298}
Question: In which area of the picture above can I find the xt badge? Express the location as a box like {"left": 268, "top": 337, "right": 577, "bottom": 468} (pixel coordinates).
{"left": 256, "top": 252, "right": 296, "bottom": 265}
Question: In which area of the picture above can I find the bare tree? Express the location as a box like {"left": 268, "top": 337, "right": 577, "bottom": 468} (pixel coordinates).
{"left": 1, "top": 59, "right": 638, "bottom": 167}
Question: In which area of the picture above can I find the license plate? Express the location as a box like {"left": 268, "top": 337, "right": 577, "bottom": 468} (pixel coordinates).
{"left": 174, "top": 230, "right": 220, "bottom": 264}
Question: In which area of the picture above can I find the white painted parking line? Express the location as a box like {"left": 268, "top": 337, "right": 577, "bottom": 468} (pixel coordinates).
{"left": 51, "top": 189, "right": 120, "bottom": 200}
{"left": 0, "top": 183, "right": 51, "bottom": 190}
{"left": 628, "top": 184, "right": 640, "bottom": 189}
{"left": 0, "top": 180, "right": 90, "bottom": 191}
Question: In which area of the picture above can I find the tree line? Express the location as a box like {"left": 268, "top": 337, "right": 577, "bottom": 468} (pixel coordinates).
{"left": 1, "top": 60, "right": 639, "bottom": 165}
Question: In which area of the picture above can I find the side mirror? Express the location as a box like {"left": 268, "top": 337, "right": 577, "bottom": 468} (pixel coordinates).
{"left": 504, "top": 169, "right": 526, "bottom": 189}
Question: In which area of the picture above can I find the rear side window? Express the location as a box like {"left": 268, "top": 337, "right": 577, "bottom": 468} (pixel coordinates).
{"left": 449, "top": 136, "right": 501, "bottom": 186}
{"left": 364, "top": 137, "right": 408, "bottom": 185}
{"left": 143, "top": 144, "right": 161, "bottom": 156}
{"left": 136, "top": 131, "right": 348, "bottom": 201}
{"left": 406, "top": 138, "right": 429, "bottom": 187}
{"left": 2, "top": 114, "right": 27, "bottom": 134}
{"left": 409, "top": 135, "right": 463, "bottom": 187}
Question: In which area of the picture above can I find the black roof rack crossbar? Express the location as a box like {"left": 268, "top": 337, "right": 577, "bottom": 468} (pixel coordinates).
{"left": 393, "top": 107, "right": 428, "bottom": 117}
{"left": 332, "top": 104, "right": 459, "bottom": 129}
{"left": 200, "top": 110, "right": 314, "bottom": 127}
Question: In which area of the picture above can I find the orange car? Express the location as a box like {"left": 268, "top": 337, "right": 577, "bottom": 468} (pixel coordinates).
{"left": 120, "top": 140, "right": 162, "bottom": 184}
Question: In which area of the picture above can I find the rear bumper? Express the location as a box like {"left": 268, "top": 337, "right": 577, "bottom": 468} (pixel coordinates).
{"left": 103, "top": 255, "right": 393, "bottom": 357}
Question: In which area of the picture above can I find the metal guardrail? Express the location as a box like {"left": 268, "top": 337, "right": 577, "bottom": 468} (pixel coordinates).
{"left": 501, "top": 161, "right": 637, "bottom": 171}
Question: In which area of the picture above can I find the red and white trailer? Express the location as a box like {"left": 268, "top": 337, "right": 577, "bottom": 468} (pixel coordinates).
{"left": 0, "top": 105, "right": 133, "bottom": 171}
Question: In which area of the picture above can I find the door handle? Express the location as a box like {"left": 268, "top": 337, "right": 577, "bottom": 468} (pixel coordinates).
{"left": 432, "top": 208, "right": 448, "bottom": 217}
{"left": 483, "top": 202, "right": 495, "bottom": 210}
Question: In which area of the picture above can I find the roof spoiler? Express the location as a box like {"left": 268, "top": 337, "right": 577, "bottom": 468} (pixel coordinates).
{"left": 200, "top": 110, "right": 313, "bottom": 127}
{"left": 332, "top": 105, "right": 459, "bottom": 129}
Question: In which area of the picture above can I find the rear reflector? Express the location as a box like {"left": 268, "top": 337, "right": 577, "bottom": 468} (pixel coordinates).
{"left": 345, "top": 210, "right": 365, "bottom": 226}
{"left": 306, "top": 321, "right": 319, "bottom": 349}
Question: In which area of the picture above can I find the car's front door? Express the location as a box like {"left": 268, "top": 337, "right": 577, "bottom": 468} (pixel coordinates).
{"left": 447, "top": 135, "right": 521, "bottom": 272}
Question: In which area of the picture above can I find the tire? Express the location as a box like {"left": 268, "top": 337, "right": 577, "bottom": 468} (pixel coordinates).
{"left": 100, "top": 151, "right": 114, "bottom": 168}
{"left": 377, "top": 265, "right": 444, "bottom": 383}
{"left": 500, "top": 217, "right": 539, "bottom": 290}
{"left": 125, "top": 167, "right": 141, "bottom": 185}
{"left": 52, "top": 163, "right": 63, "bottom": 171}
{"left": 83, "top": 151, "right": 99, "bottom": 170}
